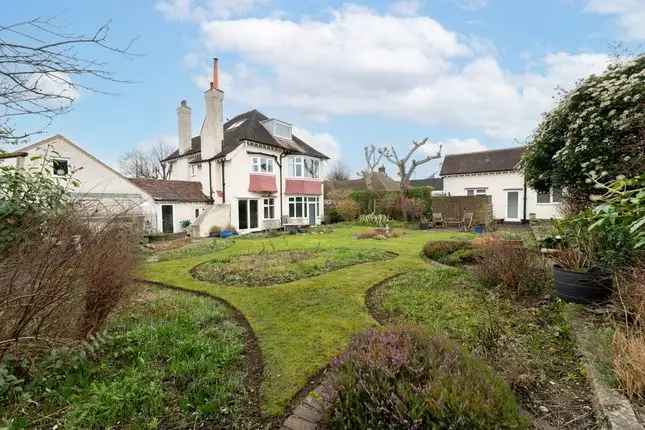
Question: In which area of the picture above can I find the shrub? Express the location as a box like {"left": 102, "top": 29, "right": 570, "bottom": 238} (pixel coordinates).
{"left": 209, "top": 225, "right": 221, "bottom": 236}
{"left": 0, "top": 209, "right": 138, "bottom": 359}
{"left": 328, "top": 327, "right": 526, "bottom": 429}
{"left": 613, "top": 329, "right": 645, "bottom": 400}
{"left": 179, "top": 219, "right": 191, "bottom": 230}
{"left": 325, "top": 207, "right": 344, "bottom": 224}
{"left": 335, "top": 199, "right": 360, "bottom": 221}
{"left": 357, "top": 213, "right": 389, "bottom": 227}
{"left": 399, "top": 197, "right": 426, "bottom": 221}
{"left": 473, "top": 243, "right": 550, "bottom": 296}
{"left": 423, "top": 240, "right": 471, "bottom": 260}
{"left": 522, "top": 55, "right": 645, "bottom": 205}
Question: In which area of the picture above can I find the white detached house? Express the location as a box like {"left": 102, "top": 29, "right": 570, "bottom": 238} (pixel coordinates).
{"left": 440, "top": 147, "right": 562, "bottom": 222}
{"left": 159, "top": 58, "right": 329, "bottom": 235}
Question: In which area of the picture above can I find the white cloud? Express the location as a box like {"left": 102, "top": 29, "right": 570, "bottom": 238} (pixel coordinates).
{"left": 156, "top": 0, "right": 268, "bottom": 21}
{"left": 425, "top": 137, "right": 487, "bottom": 157}
{"left": 389, "top": 1, "right": 423, "bottom": 16}
{"left": 586, "top": 0, "right": 645, "bottom": 40}
{"left": 453, "top": 0, "right": 488, "bottom": 11}
{"left": 293, "top": 127, "right": 340, "bottom": 161}
{"left": 193, "top": 5, "right": 610, "bottom": 141}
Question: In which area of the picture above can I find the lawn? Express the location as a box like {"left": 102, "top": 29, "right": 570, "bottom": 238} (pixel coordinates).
{"left": 193, "top": 247, "right": 396, "bottom": 286}
{"left": 369, "top": 267, "right": 597, "bottom": 428}
{"left": 139, "top": 225, "right": 473, "bottom": 415}
{"left": 1, "top": 285, "right": 260, "bottom": 429}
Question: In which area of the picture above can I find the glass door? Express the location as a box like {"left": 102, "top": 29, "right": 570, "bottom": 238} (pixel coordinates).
{"left": 238, "top": 199, "right": 259, "bottom": 230}
{"left": 505, "top": 191, "right": 520, "bottom": 221}
{"left": 249, "top": 200, "right": 259, "bottom": 229}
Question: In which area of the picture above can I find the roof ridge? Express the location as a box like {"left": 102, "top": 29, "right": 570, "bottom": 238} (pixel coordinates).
{"left": 444, "top": 146, "right": 525, "bottom": 157}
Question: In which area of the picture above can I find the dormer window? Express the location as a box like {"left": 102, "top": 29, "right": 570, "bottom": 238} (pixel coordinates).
{"left": 262, "top": 119, "right": 292, "bottom": 140}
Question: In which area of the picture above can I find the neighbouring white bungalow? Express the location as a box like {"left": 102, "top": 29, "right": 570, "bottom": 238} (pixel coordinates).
{"left": 0, "top": 134, "right": 212, "bottom": 233}
{"left": 159, "top": 58, "right": 329, "bottom": 236}
{"left": 440, "top": 147, "right": 562, "bottom": 222}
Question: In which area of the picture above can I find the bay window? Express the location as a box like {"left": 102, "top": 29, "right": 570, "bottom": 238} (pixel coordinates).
{"left": 288, "top": 196, "right": 320, "bottom": 218}
{"left": 288, "top": 156, "right": 320, "bottom": 178}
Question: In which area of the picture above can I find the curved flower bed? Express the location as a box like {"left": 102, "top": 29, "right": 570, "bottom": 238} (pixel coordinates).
{"left": 192, "top": 248, "right": 397, "bottom": 287}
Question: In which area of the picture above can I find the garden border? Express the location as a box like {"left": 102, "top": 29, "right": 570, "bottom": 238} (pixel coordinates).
{"left": 189, "top": 249, "right": 399, "bottom": 288}
{"left": 135, "top": 279, "right": 266, "bottom": 426}
{"left": 570, "top": 313, "right": 644, "bottom": 430}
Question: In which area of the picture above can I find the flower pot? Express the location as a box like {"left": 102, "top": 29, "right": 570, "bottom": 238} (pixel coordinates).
{"left": 553, "top": 265, "right": 612, "bottom": 304}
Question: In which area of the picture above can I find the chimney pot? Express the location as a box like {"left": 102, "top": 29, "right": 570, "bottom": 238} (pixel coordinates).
{"left": 378, "top": 166, "right": 386, "bottom": 174}
{"left": 212, "top": 57, "right": 219, "bottom": 89}
{"left": 180, "top": 99, "right": 188, "bottom": 107}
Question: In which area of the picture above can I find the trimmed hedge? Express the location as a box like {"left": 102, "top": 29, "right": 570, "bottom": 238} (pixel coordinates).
{"left": 329, "top": 327, "right": 527, "bottom": 429}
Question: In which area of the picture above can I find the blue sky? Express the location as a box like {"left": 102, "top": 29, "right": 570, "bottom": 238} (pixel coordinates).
{"left": 5, "top": 0, "right": 644, "bottom": 178}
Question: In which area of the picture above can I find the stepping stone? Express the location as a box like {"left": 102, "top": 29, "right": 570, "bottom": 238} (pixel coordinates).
{"left": 283, "top": 415, "right": 318, "bottom": 430}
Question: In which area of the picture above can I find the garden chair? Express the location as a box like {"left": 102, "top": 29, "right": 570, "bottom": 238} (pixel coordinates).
{"left": 432, "top": 212, "right": 447, "bottom": 228}
{"left": 461, "top": 212, "right": 474, "bottom": 231}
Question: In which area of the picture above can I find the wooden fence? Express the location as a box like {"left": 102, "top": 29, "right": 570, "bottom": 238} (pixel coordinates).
{"left": 431, "top": 195, "right": 493, "bottom": 226}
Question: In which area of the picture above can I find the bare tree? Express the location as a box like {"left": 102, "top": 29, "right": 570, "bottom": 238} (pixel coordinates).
{"left": 357, "top": 145, "right": 386, "bottom": 212}
{"left": 327, "top": 161, "right": 350, "bottom": 181}
{"left": 119, "top": 139, "right": 174, "bottom": 179}
{"left": 380, "top": 138, "right": 442, "bottom": 218}
{"left": 0, "top": 17, "right": 137, "bottom": 145}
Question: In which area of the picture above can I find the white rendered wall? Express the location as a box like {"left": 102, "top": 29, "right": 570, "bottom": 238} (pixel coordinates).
{"left": 442, "top": 171, "right": 561, "bottom": 220}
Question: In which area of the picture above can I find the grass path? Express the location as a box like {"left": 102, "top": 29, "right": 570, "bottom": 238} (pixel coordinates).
{"left": 139, "top": 226, "right": 472, "bottom": 415}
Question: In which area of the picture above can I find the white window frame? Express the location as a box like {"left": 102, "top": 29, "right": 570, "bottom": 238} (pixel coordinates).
{"left": 537, "top": 187, "right": 562, "bottom": 204}
{"left": 52, "top": 158, "right": 69, "bottom": 177}
{"left": 288, "top": 196, "right": 320, "bottom": 218}
{"left": 251, "top": 156, "right": 274, "bottom": 174}
{"left": 191, "top": 164, "right": 198, "bottom": 177}
{"left": 465, "top": 188, "right": 486, "bottom": 196}
{"left": 288, "top": 156, "right": 320, "bottom": 179}
{"left": 263, "top": 198, "right": 276, "bottom": 219}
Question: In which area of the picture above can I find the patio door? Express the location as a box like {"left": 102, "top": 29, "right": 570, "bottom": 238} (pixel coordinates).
{"left": 505, "top": 190, "right": 521, "bottom": 222}
{"left": 238, "top": 199, "right": 259, "bottom": 230}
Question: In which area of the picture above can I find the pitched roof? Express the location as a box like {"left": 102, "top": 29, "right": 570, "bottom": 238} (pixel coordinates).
{"left": 409, "top": 177, "right": 443, "bottom": 191}
{"left": 128, "top": 178, "right": 211, "bottom": 202}
{"left": 325, "top": 172, "right": 400, "bottom": 193}
{"left": 440, "top": 147, "right": 526, "bottom": 176}
{"left": 162, "top": 109, "right": 329, "bottom": 162}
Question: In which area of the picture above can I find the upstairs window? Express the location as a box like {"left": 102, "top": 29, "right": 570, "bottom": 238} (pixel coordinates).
{"left": 251, "top": 157, "right": 274, "bottom": 174}
{"left": 288, "top": 157, "right": 320, "bottom": 178}
{"left": 52, "top": 159, "right": 69, "bottom": 176}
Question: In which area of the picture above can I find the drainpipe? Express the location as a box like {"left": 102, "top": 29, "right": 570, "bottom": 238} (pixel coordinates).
{"left": 279, "top": 152, "right": 285, "bottom": 223}
{"left": 208, "top": 160, "right": 213, "bottom": 201}
{"left": 221, "top": 160, "right": 226, "bottom": 203}
{"left": 523, "top": 176, "right": 527, "bottom": 223}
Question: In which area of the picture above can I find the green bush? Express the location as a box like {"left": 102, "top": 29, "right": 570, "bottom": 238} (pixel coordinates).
{"left": 423, "top": 240, "right": 471, "bottom": 260}
{"left": 522, "top": 55, "right": 645, "bottom": 204}
{"left": 358, "top": 213, "right": 389, "bottom": 227}
{"left": 335, "top": 199, "right": 361, "bottom": 221}
{"left": 329, "top": 327, "right": 527, "bottom": 430}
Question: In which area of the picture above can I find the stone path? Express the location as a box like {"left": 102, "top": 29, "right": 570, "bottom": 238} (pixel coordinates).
{"left": 281, "top": 374, "right": 336, "bottom": 430}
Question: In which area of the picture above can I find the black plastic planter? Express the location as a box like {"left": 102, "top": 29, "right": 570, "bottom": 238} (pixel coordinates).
{"left": 553, "top": 265, "right": 613, "bottom": 304}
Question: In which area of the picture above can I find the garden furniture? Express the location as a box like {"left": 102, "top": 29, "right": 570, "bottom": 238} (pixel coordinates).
{"left": 432, "top": 212, "right": 447, "bottom": 228}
